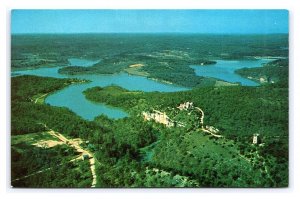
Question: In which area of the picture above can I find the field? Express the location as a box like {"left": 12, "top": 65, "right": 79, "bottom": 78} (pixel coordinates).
{"left": 11, "top": 131, "right": 93, "bottom": 188}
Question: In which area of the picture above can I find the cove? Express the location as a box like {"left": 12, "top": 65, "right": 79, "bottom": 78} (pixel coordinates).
{"left": 12, "top": 58, "right": 271, "bottom": 120}
{"left": 190, "top": 59, "right": 273, "bottom": 86}
{"left": 12, "top": 60, "right": 187, "bottom": 120}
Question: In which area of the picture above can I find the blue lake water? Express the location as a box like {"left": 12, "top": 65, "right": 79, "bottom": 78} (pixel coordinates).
{"left": 190, "top": 59, "right": 273, "bottom": 86}
{"left": 12, "top": 58, "right": 271, "bottom": 120}
{"left": 45, "top": 82, "right": 128, "bottom": 120}
{"left": 13, "top": 64, "right": 187, "bottom": 120}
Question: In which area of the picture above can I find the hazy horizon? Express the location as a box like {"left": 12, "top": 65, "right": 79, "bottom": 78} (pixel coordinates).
{"left": 11, "top": 32, "right": 289, "bottom": 35}
{"left": 11, "top": 10, "right": 288, "bottom": 34}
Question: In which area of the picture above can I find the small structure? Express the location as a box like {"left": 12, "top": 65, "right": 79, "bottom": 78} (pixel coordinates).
{"left": 252, "top": 134, "right": 260, "bottom": 144}
{"left": 142, "top": 110, "right": 174, "bottom": 127}
{"left": 177, "top": 102, "right": 194, "bottom": 111}
{"left": 205, "top": 125, "right": 219, "bottom": 134}
{"left": 202, "top": 125, "right": 222, "bottom": 138}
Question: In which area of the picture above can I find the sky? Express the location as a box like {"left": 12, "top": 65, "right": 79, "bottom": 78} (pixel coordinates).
{"left": 11, "top": 10, "right": 289, "bottom": 34}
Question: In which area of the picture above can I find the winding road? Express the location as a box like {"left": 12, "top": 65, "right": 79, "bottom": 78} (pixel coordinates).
{"left": 12, "top": 127, "right": 98, "bottom": 187}
{"left": 48, "top": 130, "right": 98, "bottom": 187}
{"left": 195, "top": 107, "right": 204, "bottom": 128}
{"left": 195, "top": 106, "right": 222, "bottom": 138}
{"left": 34, "top": 93, "right": 49, "bottom": 104}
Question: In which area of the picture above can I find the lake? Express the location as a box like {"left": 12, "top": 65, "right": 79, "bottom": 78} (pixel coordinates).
{"left": 12, "top": 64, "right": 187, "bottom": 120}
{"left": 190, "top": 59, "right": 273, "bottom": 86}
{"left": 12, "top": 58, "right": 271, "bottom": 120}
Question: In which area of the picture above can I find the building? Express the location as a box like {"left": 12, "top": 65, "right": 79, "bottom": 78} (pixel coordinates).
{"left": 252, "top": 134, "right": 260, "bottom": 144}
{"left": 205, "top": 125, "right": 219, "bottom": 134}
{"left": 177, "top": 102, "right": 194, "bottom": 111}
{"left": 142, "top": 110, "right": 174, "bottom": 127}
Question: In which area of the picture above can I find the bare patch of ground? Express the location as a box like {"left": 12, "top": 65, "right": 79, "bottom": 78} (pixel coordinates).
{"left": 129, "top": 63, "right": 144, "bottom": 68}
{"left": 32, "top": 140, "right": 63, "bottom": 148}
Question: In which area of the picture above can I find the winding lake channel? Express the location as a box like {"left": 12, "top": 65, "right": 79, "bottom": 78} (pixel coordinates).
{"left": 12, "top": 58, "right": 273, "bottom": 120}
{"left": 190, "top": 59, "right": 272, "bottom": 86}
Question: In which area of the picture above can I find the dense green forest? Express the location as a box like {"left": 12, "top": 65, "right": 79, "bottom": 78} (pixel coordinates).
{"left": 236, "top": 59, "right": 289, "bottom": 85}
{"left": 12, "top": 140, "right": 92, "bottom": 188}
{"left": 11, "top": 76, "right": 100, "bottom": 187}
{"left": 82, "top": 57, "right": 288, "bottom": 187}
{"left": 11, "top": 34, "right": 289, "bottom": 188}
{"left": 84, "top": 82, "right": 288, "bottom": 137}
{"left": 11, "top": 34, "right": 288, "bottom": 69}
{"left": 12, "top": 34, "right": 288, "bottom": 87}
{"left": 85, "top": 81, "right": 288, "bottom": 187}
{"left": 58, "top": 53, "right": 218, "bottom": 87}
{"left": 11, "top": 72, "right": 288, "bottom": 187}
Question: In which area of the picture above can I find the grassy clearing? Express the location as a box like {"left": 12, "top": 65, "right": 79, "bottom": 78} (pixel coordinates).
{"left": 124, "top": 67, "right": 149, "bottom": 77}
{"left": 186, "top": 132, "right": 245, "bottom": 161}
{"left": 11, "top": 131, "right": 59, "bottom": 146}
{"left": 32, "top": 93, "right": 48, "bottom": 104}
{"left": 214, "top": 80, "right": 239, "bottom": 87}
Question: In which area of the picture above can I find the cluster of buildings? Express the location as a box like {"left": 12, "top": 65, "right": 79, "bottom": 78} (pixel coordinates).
{"left": 142, "top": 102, "right": 201, "bottom": 129}
{"left": 142, "top": 102, "right": 223, "bottom": 138}
{"left": 142, "top": 110, "right": 175, "bottom": 128}
{"left": 142, "top": 109, "right": 186, "bottom": 128}
{"left": 142, "top": 102, "right": 197, "bottom": 128}
{"left": 142, "top": 102, "right": 263, "bottom": 145}
{"left": 177, "top": 102, "right": 194, "bottom": 111}
{"left": 204, "top": 125, "right": 219, "bottom": 134}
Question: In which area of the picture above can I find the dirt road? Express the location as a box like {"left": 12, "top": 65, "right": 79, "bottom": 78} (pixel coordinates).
{"left": 48, "top": 130, "right": 97, "bottom": 187}
{"left": 34, "top": 93, "right": 49, "bottom": 104}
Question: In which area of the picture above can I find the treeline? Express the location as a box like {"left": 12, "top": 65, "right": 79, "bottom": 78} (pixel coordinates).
{"left": 11, "top": 75, "right": 74, "bottom": 102}
{"left": 149, "top": 128, "right": 278, "bottom": 187}
{"left": 11, "top": 75, "right": 288, "bottom": 187}
{"left": 91, "top": 95, "right": 288, "bottom": 187}
{"left": 58, "top": 51, "right": 218, "bottom": 87}
{"left": 12, "top": 34, "right": 288, "bottom": 69}
{"left": 11, "top": 75, "right": 104, "bottom": 187}
{"left": 84, "top": 83, "right": 288, "bottom": 138}
{"left": 11, "top": 75, "right": 206, "bottom": 187}
{"left": 11, "top": 75, "right": 164, "bottom": 187}
{"left": 93, "top": 115, "right": 158, "bottom": 161}
{"left": 11, "top": 75, "right": 100, "bottom": 138}
{"left": 236, "top": 59, "right": 288, "bottom": 86}
{"left": 12, "top": 34, "right": 288, "bottom": 88}
{"left": 58, "top": 55, "right": 129, "bottom": 75}
{"left": 84, "top": 83, "right": 288, "bottom": 187}
{"left": 12, "top": 148, "right": 92, "bottom": 188}
{"left": 84, "top": 83, "right": 288, "bottom": 155}
{"left": 11, "top": 143, "right": 90, "bottom": 188}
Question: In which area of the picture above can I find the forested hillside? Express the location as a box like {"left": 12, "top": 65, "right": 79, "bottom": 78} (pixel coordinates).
{"left": 236, "top": 59, "right": 289, "bottom": 85}
{"left": 12, "top": 34, "right": 288, "bottom": 87}
{"left": 84, "top": 81, "right": 288, "bottom": 187}
{"left": 11, "top": 33, "right": 289, "bottom": 188}
{"left": 12, "top": 74, "right": 288, "bottom": 187}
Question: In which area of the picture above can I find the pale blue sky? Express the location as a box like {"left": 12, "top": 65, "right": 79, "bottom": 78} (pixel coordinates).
{"left": 11, "top": 10, "right": 288, "bottom": 34}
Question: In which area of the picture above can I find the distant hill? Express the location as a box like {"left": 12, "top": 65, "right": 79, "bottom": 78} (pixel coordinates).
{"left": 235, "top": 59, "right": 288, "bottom": 86}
